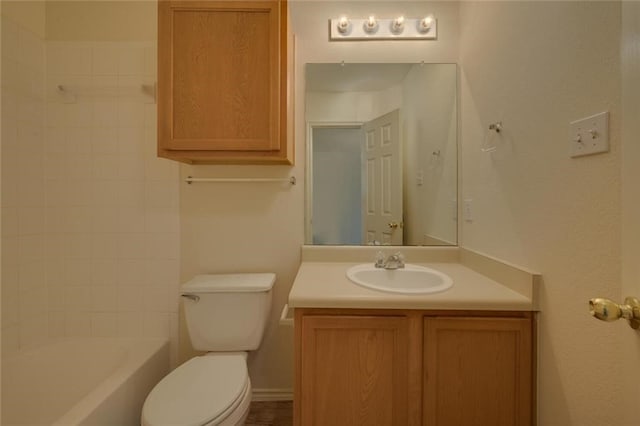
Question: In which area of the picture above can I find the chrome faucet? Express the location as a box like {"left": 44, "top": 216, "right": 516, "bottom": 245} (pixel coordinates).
{"left": 374, "top": 251, "right": 405, "bottom": 270}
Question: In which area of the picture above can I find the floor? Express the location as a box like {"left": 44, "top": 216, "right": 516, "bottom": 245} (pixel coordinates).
{"left": 245, "top": 401, "right": 293, "bottom": 426}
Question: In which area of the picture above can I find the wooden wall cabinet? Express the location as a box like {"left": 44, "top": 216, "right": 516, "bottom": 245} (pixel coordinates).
{"left": 295, "top": 309, "right": 535, "bottom": 426}
{"left": 157, "top": 0, "right": 293, "bottom": 164}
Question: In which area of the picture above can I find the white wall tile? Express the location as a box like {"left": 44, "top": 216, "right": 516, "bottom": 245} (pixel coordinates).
{"left": 92, "top": 233, "right": 119, "bottom": 259}
{"left": 2, "top": 325, "right": 20, "bottom": 357}
{"left": 18, "top": 28, "right": 45, "bottom": 72}
{"left": 117, "top": 285, "right": 144, "bottom": 312}
{"left": 65, "top": 312, "right": 91, "bottom": 337}
{"left": 91, "top": 286, "right": 117, "bottom": 312}
{"left": 145, "top": 181, "right": 179, "bottom": 209}
{"left": 145, "top": 259, "right": 179, "bottom": 292}
{"left": 91, "top": 207, "right": 120, "bottom": 233}
{"left": 2, "top": 17, "right": 19, "bottom": 62}
{"left": 19, "top": 314, "right": 48, "bottom": 347}
{"left": 91, "top": 181, "right": 120, "bottom": 206}
{"left": 118, "top": 47, "right": 145, "bottom": 76}
{"left": 92, "top": 259, "right": 118, "bottom": 286}
{"left": 117, "top": 259, "right": 148, "bottom": 286}
{"left": 18, "top": 260, "right": 46, "bottom": 294}
{"left": 142, "top": 285, "right": 168, "bottom": 312}
{"left": 65, "top": 234, "right": 93, "bottom": 259}
{"left": 143, "top": 46, "right": 157, "bottom": 76}
{"left": 93, "top": 101, "right": 118, "bottom": 127}
{"left": 117, "top": 126, "right": 144, "bottom": 154}
{"left": 36, "top": 40, "right": 177, "bottom": 346}
{"left": 64, "top": 286, "right": 92, "bottom": 311}
{"left": 117, "top": 312, "right": 142, "bottom": 337}
{"left": 92, "top": 155, "right": 120, "bottom": 180}
{"left": 142, "top": 312, "right": 169, "bottom": 338}
{"left": 49, "top": 311, "right": 66, "bottom": 337}
{"left": 117, "top": 206, "right": 146, "bottom": 233}
{"left": 45, "top": 126, "right": 67, "bottom": 153}
{"left": 65, "top": 259, "right": 93, "bottom": 287}
{"left": 146, "top": 233, "right": 179, "bottom": 260}
{"left": 117, "top": 233, "right": 147, "bottom": 259}
{"left": 91, "top": 126, "right": 119, "bottom": 154}
{"left": 91, "top": 313, "right": 118, "bottom": 337}
{"left": 145, "top": 207, "right": 180, "bottom": 234}
{"left": 92, "top": 46, "right": 119, "bottom": 76}
{"left": 66, "top": 126, "right": 93, "bottom": 153}
{"left": 2, "top": 207, "right": 19, "bottom": 236}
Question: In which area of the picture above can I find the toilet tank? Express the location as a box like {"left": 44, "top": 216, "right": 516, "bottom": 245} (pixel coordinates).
{"left": 180, "top": 273, "right": 275, "bottom": 352}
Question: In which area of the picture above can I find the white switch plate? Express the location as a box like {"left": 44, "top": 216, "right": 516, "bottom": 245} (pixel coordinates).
{"left": 569, "top": 111, "right": 609, "bottom": 158}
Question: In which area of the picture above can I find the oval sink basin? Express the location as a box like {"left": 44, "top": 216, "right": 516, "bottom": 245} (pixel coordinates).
{"left": 346, "top": 264, "right": 453, "bottom": 295}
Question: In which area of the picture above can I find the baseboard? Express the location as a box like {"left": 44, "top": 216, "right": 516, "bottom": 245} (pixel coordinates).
{"left": 252, "top": 388, "right": 294, "bottom": 402}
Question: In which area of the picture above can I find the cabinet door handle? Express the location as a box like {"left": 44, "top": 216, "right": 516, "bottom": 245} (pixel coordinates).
{"left": 589, "top": 297, "right": 640, "bottom": 329}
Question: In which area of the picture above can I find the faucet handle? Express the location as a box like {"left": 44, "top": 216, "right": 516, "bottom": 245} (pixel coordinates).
{"left": 392, "top": 251, "right": 405, "bottom": 268}
{"left": 375, "top": 251, "right": 385, "bottom": 268}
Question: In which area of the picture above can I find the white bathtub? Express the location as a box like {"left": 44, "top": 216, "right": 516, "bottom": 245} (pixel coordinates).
{"left": 2, "top": 337, "right": 169, "bottom": 426}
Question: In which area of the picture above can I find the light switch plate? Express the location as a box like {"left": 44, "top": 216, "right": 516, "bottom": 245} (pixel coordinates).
{"left": 569, "top": 111, "right": 609, "bottom": 158}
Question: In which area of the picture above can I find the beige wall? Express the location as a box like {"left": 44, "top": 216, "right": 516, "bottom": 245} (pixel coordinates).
{"left": 46, "top": 0, "right": 156, "bottom": 41}
{"left": 1, "top": 0, "right": 46, "bottom": 38}
{"left": 458, "top": 2, "right": 623, "bottom": 424}
{"left": 621, "top": 2, "right": 640, "bottom": 425}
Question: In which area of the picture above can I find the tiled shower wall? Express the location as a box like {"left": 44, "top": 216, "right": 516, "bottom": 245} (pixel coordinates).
{"left": 1, "top": 30, "right": 182, "bottom": 365}
{"left": 1, "top": 15, "right": 47, "bottom": 354}
{"left": 44, "top": 41, "right": 181, "bottom": 364}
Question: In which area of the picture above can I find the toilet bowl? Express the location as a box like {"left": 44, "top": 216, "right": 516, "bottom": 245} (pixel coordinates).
{"left": 141, "top": 273, "right": 275, "bottom": 426}
{"left": 142, "top": 353, "right": 252, "bottom": 426}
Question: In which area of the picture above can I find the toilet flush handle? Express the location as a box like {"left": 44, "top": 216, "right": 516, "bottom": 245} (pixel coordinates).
{"left": 181, "top": 294, "right": 200, "bottom": 303}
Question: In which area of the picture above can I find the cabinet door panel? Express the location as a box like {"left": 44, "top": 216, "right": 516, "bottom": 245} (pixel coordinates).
{"left": 158, "top": 0, "right": 292, "bottom": 164}
{"left": 300, "top": 316, "right": 409, "bottom": 426}
{"left": 423, "top": 317, "right": 533, "bottom": 426}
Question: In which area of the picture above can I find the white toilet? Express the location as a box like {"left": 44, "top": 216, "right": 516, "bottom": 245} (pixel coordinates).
{"left": 141, "top": 273, "right": 276, "bottom": 426}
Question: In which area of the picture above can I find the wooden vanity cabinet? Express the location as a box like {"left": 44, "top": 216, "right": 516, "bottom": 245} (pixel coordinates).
{"left": 157, "top": 0, "right": 293, "bottom": 164}
{"left": 294, "top": 309, "right": 535, "bottom": 426}
{"left": 423, "top": 316, "right": 534, "bottom": 426}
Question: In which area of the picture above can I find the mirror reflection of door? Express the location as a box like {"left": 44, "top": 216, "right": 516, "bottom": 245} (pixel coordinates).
{"left": 363, "top": 109, "right": 403, "bottom": 245}
{"left": 311, "top": 126, "right": 363, "bottom": 245}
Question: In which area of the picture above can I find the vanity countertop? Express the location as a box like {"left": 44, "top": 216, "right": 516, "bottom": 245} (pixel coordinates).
{"left": 288, "top": 261, "right": 535, "bottom": 311}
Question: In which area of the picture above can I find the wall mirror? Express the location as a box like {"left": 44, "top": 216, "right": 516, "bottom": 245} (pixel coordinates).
{"left": 305, "top": 63, "right": 458, "bottom": 246}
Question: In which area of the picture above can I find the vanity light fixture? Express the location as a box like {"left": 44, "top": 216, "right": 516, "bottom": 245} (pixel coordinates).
{"left": 418, "top": 15, "right": 435, "bottom": 33}
{"left": 336, "top": 16, "right": 351, "bottom": 34}
{"left": 391, "top": 16, "right": 405, "bottom": 34}
{"left": 363, "top": 15, "right": 379, "bottom": 33}
{"left": 329, "top": 15, "right": 437, "bottom": 40}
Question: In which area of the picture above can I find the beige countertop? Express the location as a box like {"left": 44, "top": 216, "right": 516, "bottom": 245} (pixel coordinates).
{"left": 288, "top": 261, "right": 535, "bottom": 311}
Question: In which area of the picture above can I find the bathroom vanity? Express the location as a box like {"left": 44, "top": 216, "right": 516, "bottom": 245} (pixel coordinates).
{"left": 289, "top": 247, "right": 539, "bottom": 426}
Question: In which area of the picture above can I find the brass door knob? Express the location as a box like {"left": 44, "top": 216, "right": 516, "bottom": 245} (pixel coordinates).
{"left": 388, "top": 221, "right": 399, "bottom": 230}
{"left": 589, "top": 297, "right": 640, "bottom": 329}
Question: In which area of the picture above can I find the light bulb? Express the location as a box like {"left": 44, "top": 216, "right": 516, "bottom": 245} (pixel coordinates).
{"left": 363, "top": 15, "right": 378, "bottom": 33}
{"left": 418, "top": 15, "right": 435, "bottom": 33}
{"left": 337, "top": 16, "right": 351, "bottom": 34}
{"left": 391, "top": 16, "right": 405, "bottom": 34}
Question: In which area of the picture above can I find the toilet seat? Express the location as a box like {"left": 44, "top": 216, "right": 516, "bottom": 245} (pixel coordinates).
{"left": 141, "top": 354, "right": 249, "bottom": 426}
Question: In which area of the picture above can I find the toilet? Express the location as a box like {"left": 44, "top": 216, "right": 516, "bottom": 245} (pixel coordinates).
{"left": 141, "top": 273, "right": 276, "bottom": 426}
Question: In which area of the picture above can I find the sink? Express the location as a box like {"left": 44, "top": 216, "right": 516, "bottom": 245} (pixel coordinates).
{"left": 346, "top": 264, "right": 453, "bottom": 294}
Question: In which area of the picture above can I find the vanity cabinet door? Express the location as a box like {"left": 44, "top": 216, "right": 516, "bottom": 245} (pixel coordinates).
{"left": 423, "top": 317, "right": 533, "bottom": 426}
{"left": 157, "top": 0, "right": 293, "bottom": 164}
{"left": 297, "top": 315, "right": 411, "bottom": 426}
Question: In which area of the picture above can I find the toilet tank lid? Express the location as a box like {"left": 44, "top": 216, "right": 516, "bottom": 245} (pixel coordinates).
{"left": 181, "top": 273, "right": 276, "bottom": 293}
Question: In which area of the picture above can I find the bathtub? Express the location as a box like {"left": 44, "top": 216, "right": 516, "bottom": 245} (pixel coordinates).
{"left": 2, "top": 337, "right": 169, "bottom": 426}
